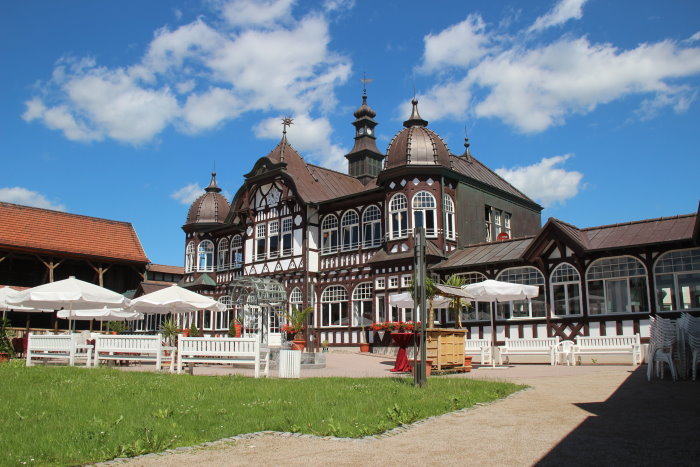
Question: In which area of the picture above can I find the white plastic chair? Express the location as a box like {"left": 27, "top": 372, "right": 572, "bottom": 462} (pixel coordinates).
{"left": 555, "top": 340, "right": 575, "bottom": 366}
{"left": 647, "top": 316, "right": 678, "bottom": 381}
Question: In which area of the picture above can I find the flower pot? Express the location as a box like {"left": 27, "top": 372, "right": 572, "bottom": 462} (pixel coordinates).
{"left": 292, "top": 339, "right": 306, "bottom": 351}
{"left": 182, "top": 329, "right": 189, "bottom": 337}
{"left": 0, "top": 352, "right": 10, "bottom": 363}
{"left": 464, "top": 356, "right": 473, "bottom": 372}
{"left": 359, "top": 342, "right": 370, "bottom": 353}
{"left": 234, "top": 324, "right": 242, "bottom": 338}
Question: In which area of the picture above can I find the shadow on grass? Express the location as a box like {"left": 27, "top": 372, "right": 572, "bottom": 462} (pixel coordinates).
{"left": 536, "top": 367, "right": 700, "bottom": 466}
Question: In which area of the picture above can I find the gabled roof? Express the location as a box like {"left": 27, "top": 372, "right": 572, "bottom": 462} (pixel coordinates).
{"left": 433, "top": 237, "right": 534, "bottom": 271}
{"left": 135, "top": 280, "right": 177, "bottom": 297}
{"left": 0, "top": 202, "right": 149, "bottom": 263}
{"left": 147, "top": 264, "right": 184, "bottom": 275}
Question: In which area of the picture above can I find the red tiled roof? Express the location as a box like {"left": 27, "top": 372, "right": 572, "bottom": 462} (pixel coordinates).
{"left": 0, "top": 202, "right": 149, "bottom": 263}
{"left": 148, "top": 264, "right": 184, "bottom": 275}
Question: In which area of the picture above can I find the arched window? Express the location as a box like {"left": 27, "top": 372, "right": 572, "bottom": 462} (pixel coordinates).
{"left": 654, "top": 248, "right": 700, "bottom": 311}
{"left": 550, "top": 263, "right": 582, "bottom": 316}
{"left": 586, "top": 256, "right": 648, "bottom": 314}
{"left": 290, "top": 287, "right": 303, "bottom": 306}
{"left": 412, "top": 191, "right": 437, "bottom": 237}
{"left": 231, "top": 235, "right": 243, "bottom": 268}
{"left": 217, "top": 238, "right": 229, "bottom": 272}
{"left": 456, "top": 272, "right": 489, "bottom": 321}
{"left": 496, "top": 267, "right": 546, "bottom": 319}
{"left": 341, "top": 210, "right": 360, "bottom": 251}
{"left": 321, "top": 285, "right": 348, "bottom": 327}
{"left": 197, "top": 240, "right": 214, "bottom": 272}
{"left": 321, "top": 215, "right": 339, "bottom": 254}
{"left": 389, "top": 193, "right": 408, "bottom": 239}
{"left": 216, "top": 295, "right": 232, "bottom": 331}
{"left": 185, "top": 241, "right": 195, "bottom": 273}
{"left": 362, "top": 205, "right": 382, "bottom": 248}
{"left": 352, "top": 283, "right": 373, "bottom": 326}
{"left": 443, "top": 195, "right": 456, "bottom": 241}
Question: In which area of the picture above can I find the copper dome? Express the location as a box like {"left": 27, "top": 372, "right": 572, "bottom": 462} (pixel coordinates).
{"left": 384, "top": 99, "right": 451, "bottom": 169}
{"left": 185, "top": 172, "right": 230, "bottom": 226}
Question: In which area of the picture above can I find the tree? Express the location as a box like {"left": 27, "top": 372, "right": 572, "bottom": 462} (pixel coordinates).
{"left": 410, "top": 274, "right": 439, "bottom": 328}
{"left": 442, "top": 274, "right": 469, "bottom": 328}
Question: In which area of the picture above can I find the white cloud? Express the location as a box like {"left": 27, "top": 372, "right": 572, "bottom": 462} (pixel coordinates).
{"left": 684, "top": 31, "right": 700, "bottom": 44}
{"left": 219, "top": 0, "right": 294, "bottom": 28}
{"left": 419, "top": 14, "right": 491, "bottom": 72}
{"left": 529, "top": 0, "right": 588, "bottom": 33}
{"left": 171, "top": 183, "right": 203, "bottom": 205}
{"left": 496, "top": 154, "right": 583, "bottom": 207}
{"left": 0, "top": 187, "right": 66, "bottom": 211}
{"left": 181, "top": 87, "right": 243, "bottom": 133}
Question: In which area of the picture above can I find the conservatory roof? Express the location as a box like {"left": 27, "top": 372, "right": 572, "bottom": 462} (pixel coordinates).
{"left": 227, "top": 276, "right": 287, "bottom": 306}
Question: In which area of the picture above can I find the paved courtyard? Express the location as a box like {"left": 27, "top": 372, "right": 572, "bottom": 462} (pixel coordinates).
{"left": 108, "top": 352, "right": 700, "bottom": 466}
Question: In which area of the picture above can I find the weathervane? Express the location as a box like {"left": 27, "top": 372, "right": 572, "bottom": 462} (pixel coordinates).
{"left": 281, "top": 117, "right": 294, "bottom": 135}
{"left": 361, "top": 72, "right": 373, "bottom": 96}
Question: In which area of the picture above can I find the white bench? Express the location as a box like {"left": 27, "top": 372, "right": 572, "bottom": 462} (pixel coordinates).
{"left": 573, "top": 334, "right": 642, "bottom": 366}
{"left": 177, "top": 336, "right": 269, "bottom": 378}
{"left": 26, "top": 334, "right": 93, "bottom": 367}
{"left": 498, "top": 337, "right": 559, "bottom": 365}
{"left": 465, "top": 338, "right": 492, "bottom": 365}
{"left": 94, "top": 335, "right": 174, "bottom": 372}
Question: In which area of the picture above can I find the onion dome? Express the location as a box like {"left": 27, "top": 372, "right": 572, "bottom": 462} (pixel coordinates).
{"left": 384, "top": 98, "right": 451, "bottom": 169}
{"left": 185, "top": 172, "right": 230, "bottom": 226}
{"left": 353, "top": 94, "right": 377, "bottom": 120}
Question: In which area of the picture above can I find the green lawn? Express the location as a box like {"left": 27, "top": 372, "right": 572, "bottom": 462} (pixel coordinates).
{"left": 0, "top": 360, "right": 523, "bottom": 466}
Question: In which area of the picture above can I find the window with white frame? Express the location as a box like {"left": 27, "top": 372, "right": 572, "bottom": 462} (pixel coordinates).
{"left": 503, "top": 212, "right": 512, "bottom": 237}
{"left": 496, "top": 267, "right": 546, "bottom": 319}
{"left": 281, "top": 217, "right": 293, "bottom": 256}
{"left": 268, "top": 220, "right": 280, "bottom": 259}
{"left": 401, "top": 275, "right": 412, "bottom": 288}
{"left": 550, "top": 263, "right": 582, "bottom": 316}
{"left": 389, "top": 193, "right": 408, "bottom": 239}
{"left": 197, "top": 240, "right": 214, "bottom": 272}
{"left": 587, "top": 256, "right": 649, "bottom": 314}
{"left": 485, "top": 206, "right": 511, "bottom": 241}
{"left": 216, "top": 295, "right": 232, "bottom": 331}
{"left": 231, "top": 235, "right": 243, "bottom": 268}
{"left": 289, "top": 287, "right": 303, "bottom": 309}
{"left": 362, "top": 205, "right": 382, "bottom": 248}
{"left": 341, "top": 210, "right": 360, "bottom": 251}
{"left": 388, "top": 276, "right": 399, "bottom": 288}
{"left": 412, "top": 191, "right": 437, "bottom": 237}
{"left": 321, "top": 215, "right": 339, "bottom": 254}
{"left": 375, "top": 277, "right": 385, "bottom": 289}
{"left": 654, "top": 248, "right": 700, "bottom": 311}
{"left": 217, "top": 238, "right": 229, "bottom": 271}
{"left": 352, "top": 283, "right": 373, "bottom": 326}
{"left": 456, "top": 272, "right": 490, "bottom": 321}
{"left": 321, "top": 285, "right": 348, "bottom": 327}
{"left": 185, "top": 241, "right": 195, "bottom": 273}
{"left": 484, "top": 206, "right": 493, "bottom": 242}
{"left": 387, "top": 293, "right": 413, "bottom": 321}
{"left": 255, "top": 224, "right": 266, "bottom": 261}
{"left": 443, "top": 195, "right": 456, "bottom": 241}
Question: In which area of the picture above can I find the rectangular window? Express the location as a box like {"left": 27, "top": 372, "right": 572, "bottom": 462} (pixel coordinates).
{"left": 375, "top": 277, "right": 385, "bottom": 289}
{"left": 268, "top": 220, "right": 279, "bottom": 259}
{"left": 401, "top": 275, "right": 412, "bottom": 288}
{"left": 281, "top": 217, "right": 293, "bottom": 256}
{"left": 377, "top": 295, "right": 386, "bottom": 322}
{"left": 388, "top": 276, "right": 399, "bottom": 289}
{"left": 485, "top": 206, "right": 493, "bottom": 242}
{"left": 256, "top": 224, "right": 266, "bottom": 261}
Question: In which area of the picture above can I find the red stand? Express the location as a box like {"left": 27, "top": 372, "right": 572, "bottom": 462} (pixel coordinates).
{"left": 390, "top": 332, "right": 415, "bottom": 372}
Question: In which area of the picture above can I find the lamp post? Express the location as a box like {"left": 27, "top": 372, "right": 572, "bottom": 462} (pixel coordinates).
{"left": 413, "top": 227, "right": 427, "bottom": 387}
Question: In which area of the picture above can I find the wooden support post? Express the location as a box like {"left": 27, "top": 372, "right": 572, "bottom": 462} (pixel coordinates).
{"left": 88, "top": 262, "right": 111, "bottom": 287}
{"left": 37, "top": 256, "right": 64, "bottom": 283}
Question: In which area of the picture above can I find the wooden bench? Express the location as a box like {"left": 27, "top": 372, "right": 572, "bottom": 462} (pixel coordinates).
{"left": 464, "top": 338, "right": 492, "bottom": 365}
{"left": 573, "top": 334, "right": 642, "bottom": 366}
{"left": 26, "top": 334, "right": 93, "bottom": 367}
{"left": 498, "top": 337, "right": 559, "bottom": 365}
{"left": 176, "top": 336, "right": 269, "bottom": 378}
{"left": 94, "top": 335, "right": 174, "bottom": 372}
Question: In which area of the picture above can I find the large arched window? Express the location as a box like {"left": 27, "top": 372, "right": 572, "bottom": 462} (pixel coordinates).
{"left": 443, "top": 195, "right": 456, "bottom": 241}
{"left": 412, "top": 191, "right": 437, "bottom": 237}
{"left": 352, "top": 283, "right": 373, "bottom": 326}
{"left": 362, "top": 205, "right": 382, "bottom": 248}
{"left": 496, "top": 267, "right": 546, "bottom": 319}
{"left": 217, "top": 238, "right": 229, "bottom": 271}
{"left": 341, "top": 210, "right": 360, "bottom": 251}
{"left": 185, "top": 241, "right": 195, "bottom": 273}
{"left": 321, "top": 285, "right": 348, "bottom": 327}
{"left": 586, "top": 256, "right": 648, "bottom": 314}
{"left": 550, "top": 263, "right": 582, "bottom": 316}
{"left": 389, "top": 193, "right": 408, "bottom": 239}
{"left": 457, "top": 272, "right": 489, "bottom": 321}
{"left": 654, "top": 248, "right": 700, "bottom": 311}
{"left": 321, "top": 215, "right": 339, "bottom": 254}
{"left": 231, "top": 235, "right": 243, "bottom": 268}
{"left": 197, "top": 240, "right": 214, "bottom": 272}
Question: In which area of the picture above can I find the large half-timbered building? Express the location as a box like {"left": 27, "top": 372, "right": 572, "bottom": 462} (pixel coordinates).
{"left": 181, "top": 93, "right": 699, "bottom": 348}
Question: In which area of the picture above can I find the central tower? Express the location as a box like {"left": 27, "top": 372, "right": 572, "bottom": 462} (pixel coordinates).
{"left": 344, "top": 89, "right": 384, "bottom": 185}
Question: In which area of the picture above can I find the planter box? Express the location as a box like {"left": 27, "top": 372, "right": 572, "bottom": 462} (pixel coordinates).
{"left": 408, "top": 359, "right": 432, "bottom": 376}
{"left": 426, "top": 328, "right": 467, "bottom": 370}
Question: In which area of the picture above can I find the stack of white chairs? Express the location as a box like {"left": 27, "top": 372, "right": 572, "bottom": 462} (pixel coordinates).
{"left": 647, "top": 315, "right": 679, "bottom": 381}
{"left": 678, "top": 313, "right": 700, "bottom": 381}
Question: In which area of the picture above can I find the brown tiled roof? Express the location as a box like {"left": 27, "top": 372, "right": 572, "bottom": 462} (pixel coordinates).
{"left": 450, "top": 155, "right": 537, "bottom": 205}
{"left": 368, "top": 241, "right": 445, "bottom": 264}
{"left": 580, "top": 214, "right": 696, "bottom": 250}
{"left": 148, "top": 264, "right": 184, "bottom": 275}
{"left": 433, "top": 237, "right": 534, "bottom": 271}
{"left": 137, "top": 280, "right": 176, "bottom": 296}
{"left": 0, "top": 202, "right": 149, "bottom": 263}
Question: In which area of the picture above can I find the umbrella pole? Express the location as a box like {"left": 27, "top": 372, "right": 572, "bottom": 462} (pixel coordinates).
{"left": 491, "top": 302, "right": 496, "bottom": 368}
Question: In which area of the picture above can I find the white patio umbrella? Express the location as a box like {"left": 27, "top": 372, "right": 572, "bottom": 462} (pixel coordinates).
{"left": 57, "top": 307, "right": 144, "bottom": 322}
{"left": 389, "top": 292, "right": 452, "bottom": 310}
{"left": 128, "top": 285, "right": 226, "bottom": 314}
{"left": 462, "top": 279, "right": 539, "bottom": 367}
{"left": 7, "top": 276, "right": 131, "bottom": 311}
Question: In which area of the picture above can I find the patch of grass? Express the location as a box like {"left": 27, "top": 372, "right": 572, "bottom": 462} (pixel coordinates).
{"left": 0, "top": 361, "right": 523, "bottom": 466}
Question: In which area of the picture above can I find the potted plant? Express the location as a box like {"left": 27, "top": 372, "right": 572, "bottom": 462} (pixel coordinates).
{"left": 188, "top": 323, "right": 201, "bottom": 338}
{"left": 321, "top": 339, "right": 330, "bottom": 352}
{"left": 107, "top": 321, "right": 127, "bottom": 335}
{"left": 160, "top": 317, "right": 179, "bottom": 346}
{"left": 0, "top": 317, "right": 16, "bottom": 362}
{"left": 228, "top": 318, "right": 242, "bottom": 338}
{"left": 281, "top": 305, "right": 312, "bottom": 351}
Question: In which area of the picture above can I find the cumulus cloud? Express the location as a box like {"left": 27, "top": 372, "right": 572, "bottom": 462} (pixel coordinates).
{"left": 171, "top": 183, "right": 203, "bottom": 205}
{"left": 496, "top": 155, "right": 583, "bottom": 207}
{"left": 22, "top": 1, "right": 351, "bottom": 154}
{"left": 529, "top": 0, "right": 588, "bottom": 32}
{"left": 419, "top": 14, "right": 492, "bottom": 72}
{"left": 0, "top": 187, "right": 66, "bottom": 211}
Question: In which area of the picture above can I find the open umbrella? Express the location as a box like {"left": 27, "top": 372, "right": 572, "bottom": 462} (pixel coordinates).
{"left": 462, "top": 279, "right": 539, "bottom": 367}
{"left": 57, "top": 307, "right": 144, "bottom": 321}
{"left": 389, "top": 292, "right": 452, "bottom": 309}
{"left": 7, "top": 276, "right": 131, "bottom": 311}
{"left": 0, "top": 286, "right": 53, "bottom": 317}
{"left": 128, "top": 285, "right": 226, "bottom": 314}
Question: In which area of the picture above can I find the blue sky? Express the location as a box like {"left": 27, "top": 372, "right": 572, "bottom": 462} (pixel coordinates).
{"left": 2, "top": 0, "right": 699, "bottom": 267}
